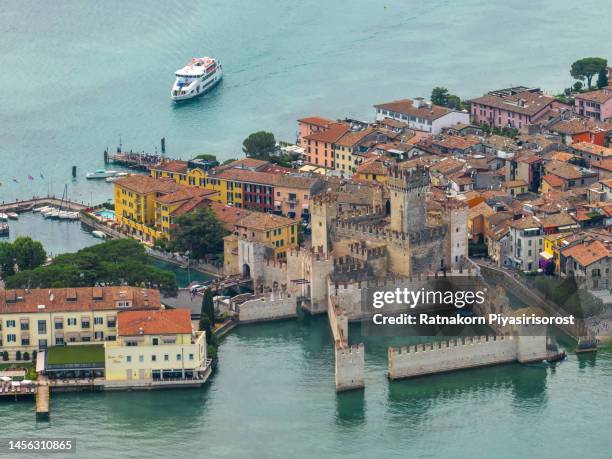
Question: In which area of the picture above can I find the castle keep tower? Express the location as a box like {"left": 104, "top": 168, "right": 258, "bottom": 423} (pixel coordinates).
{"left": 310, "top": 194, "right": 338, "bottom": 256}
{"left": 387, "top": 166, "right": 429, "bottom": 233}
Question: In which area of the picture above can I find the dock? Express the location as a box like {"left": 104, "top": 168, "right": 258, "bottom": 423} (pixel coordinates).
{"left": 104, "top": 150, "right": 164, "bottom": 171}
{"left": 35, "top": 376, "right": 50, "bottom": 421}
{"left": 0, "top": 196, "right": 89, "bottom": 213}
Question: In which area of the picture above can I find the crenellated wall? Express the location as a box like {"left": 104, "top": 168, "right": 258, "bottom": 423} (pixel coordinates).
{"left": 388, "top": 333, "right": 548, "bottom": 380}
{"left": 237, "top": 292, "right": 297, "bottom": 323}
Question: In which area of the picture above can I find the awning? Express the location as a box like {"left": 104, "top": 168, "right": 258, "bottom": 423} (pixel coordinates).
{"left": 20, "top": 318, "right": 29, "bottom": 324}
{"left": 20, "top": 332, "right": 30, "bottom": 338}
{"left": 80, "top": 332, "right": 93, "bottom": 339}
{"left": 67, "top": 332, "right": 79, "bottom": 339}
{"left": 539, "top": 251, "right": 553, "bottom": 260}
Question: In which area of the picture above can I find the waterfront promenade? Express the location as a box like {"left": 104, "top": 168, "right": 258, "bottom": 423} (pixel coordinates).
{"left": 0, "top": 196, "right": 89, "bottom": 213}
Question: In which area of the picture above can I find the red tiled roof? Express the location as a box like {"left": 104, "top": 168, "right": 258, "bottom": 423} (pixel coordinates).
{"left": 304, "top": 122, "right": 350, "bottom": 144}
{"left": 470, "top": 91, "right": 555, "bottom": 117}
{"left": 151, "top": 160, "right": 189, "bottom": 174}
{"left": 298, "top": 116, "right": 334, "bottom": 127}
{"left": 562, "top": 240, "right": 609, "bottom": 267}
{"left": 0, "top": 287, "right": 161, "bottom": 314}
{"left": 118, "top": 309, "right": 192, "bottom": 336}
{"left": 574, "top": 89, "right": 612, "bottom": 104}
{"left": 374, "top": 99, "right": 453, "bottom": 121}
{"left": 542, "top": 174, "right": 565, "bottom": 188}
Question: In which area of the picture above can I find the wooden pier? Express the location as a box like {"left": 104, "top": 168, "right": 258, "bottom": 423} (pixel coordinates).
{"left": 35, "top": 376, "right": 50, "bottom": 421}
{"left": 0, "top": 196, "right": 89, "bottom": 213}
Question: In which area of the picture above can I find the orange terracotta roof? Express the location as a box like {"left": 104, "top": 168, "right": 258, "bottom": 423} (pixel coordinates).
{"left": 510, "top": 216, "right": 542, "bottom": 230}
{"left": 304, "top": 122, "right": 350, "bottom": 144}
{"left": 0, "top": 287, "right": 161, "bottom": 314}
{"left": 151, "top": 160, "right": 189, "bottom": 174}
{"left": 542, "top": 174, "right": 565, "bottom": 188}
{"left": 505, "top": 179, "right": 528, "bottom": 188}
{"left": 335, "top": 127, "right": 376, "bottom": 148}
{"left": 432, "top": 136, "right": 481, "bottom": 150}
{"left": 374, "top": 99, "right": 453, "bottom": 121}
{"left": 236, "top": 212, "right": 296, "bottom": 231}
{"left": 297, "top": 116, "right": 334, "bottom": 126}
{"left": 470, "top": 91, "right": 555, "bottom": 117}
{"left": 572, "top": 142, "right": 612, "bottom": 158}
{"left": 562, "top": 240, "right": 609, "bottom": 267}
{"left": 117, "top": 309, "right": 192, "bottom": 336}
{"left": 356, "top": 158, "right": 389, "bottom": 176}
{"left": 115, "top": 175, "right": 181, "bottom": 195}
{"left": 206, "top": 202, "right": 253, "bottom": 229}
{"left": 574, "top": 89, "right": 612, "bottom": 104}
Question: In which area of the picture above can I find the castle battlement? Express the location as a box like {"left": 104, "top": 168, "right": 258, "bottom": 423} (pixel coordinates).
{"left": 348, "top": 241, "right": 386, "bottom": 260}
{"left": 334, "top": 220, "right": 410, "bottom": 244}
{"left": 387, "top": 165, "right": 430, "bottom": 191}
{"left": 390, "top": 335, "right": 512, "bottom": 355}
{"left": 337, "top": 342, "right": 364, "bottom": 355}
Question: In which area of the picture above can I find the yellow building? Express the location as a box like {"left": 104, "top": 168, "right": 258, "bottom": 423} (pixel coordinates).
{"left": 149, "top": 160, "right": 189, "bottom": 185}
{"left": 234, "top": 212, "right": 299, "bottom": 260}
{"left": 114, "top": 175, "right": 217, "bottom": 243}
{"left": 333, "top": 127, "right": 375, "bottom": 175}
{"left": 354, "top": 157, "right": 389, "bottom": 183}
{"left": 0, "top": 287, "right": 161, "bottom": 361}
{"left": 104, "top": 309, "right": 208, "bottom": 384}
{"left": 543, "top": 232, "right": 571, "bottom": 273}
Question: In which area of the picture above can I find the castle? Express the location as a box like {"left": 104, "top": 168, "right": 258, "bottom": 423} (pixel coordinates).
{"left": 223, "top": 165, "right": 471, "bottom": 390}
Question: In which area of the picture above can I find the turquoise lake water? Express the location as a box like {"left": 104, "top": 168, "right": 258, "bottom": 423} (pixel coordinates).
{"left": 1, "top": 2, "right": 612, "bottom": 457}
{"left": 1, "top": 0, "right": 611, "bottom": 203}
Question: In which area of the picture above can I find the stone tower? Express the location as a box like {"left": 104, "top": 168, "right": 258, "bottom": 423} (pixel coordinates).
{"left": 444, "top": 199, "right": 468, "bottom": 269}
{"left": 387, "top": 166, "right": 429, "bottom": 233}
{"left": 310, "top": 194, "right": 338, "bottom": 256}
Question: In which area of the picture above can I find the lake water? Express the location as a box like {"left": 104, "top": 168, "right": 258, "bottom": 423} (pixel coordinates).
{"left": 1, "top": 316, "right": 611, "bottom": 458}
{"left": 1, "top": 0, "right": 611, "bottom": 203}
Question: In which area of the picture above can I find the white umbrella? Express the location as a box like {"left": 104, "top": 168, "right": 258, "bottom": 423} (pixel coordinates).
{"left": 0, "top": 376, "right": 11, "bottom": 382}
{"left": 21, "top": 379, "right": 33, "bottom": 385}
{"left": 11, "top": 381, "right": 20, "bottom": 387}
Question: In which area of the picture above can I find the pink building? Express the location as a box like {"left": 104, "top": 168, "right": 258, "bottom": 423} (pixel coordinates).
{"left": 271, "top": 174, "right": 325, "bottom": 220}
{"left": 470, "top": 87, "right": 557, "bottom": 128}
{"left": 574, "top": 88, "right": 612, "bottom": 122}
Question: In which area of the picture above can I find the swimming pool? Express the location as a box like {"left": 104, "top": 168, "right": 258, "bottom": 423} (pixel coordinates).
{"left": 94, "top": 209, "right": 115, "bottom": 220}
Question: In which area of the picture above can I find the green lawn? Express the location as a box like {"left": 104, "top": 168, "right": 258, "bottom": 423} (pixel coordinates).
{"left": 47, "top": 345, "right": 105, "bottom": 365}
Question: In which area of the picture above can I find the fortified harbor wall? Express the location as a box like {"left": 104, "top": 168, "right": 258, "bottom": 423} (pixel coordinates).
{"left": 388, "top": 332, "right": 548, "bottom": 380}
{"left": 237, "top": 292, "right": 297, "bottom": 323}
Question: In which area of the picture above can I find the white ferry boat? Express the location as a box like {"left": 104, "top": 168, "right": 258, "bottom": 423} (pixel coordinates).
{"left": 86, "top": 169, "right": 119, "bottom": 179}
{"left": 171, "top": 57, "right": 222, "bottom": 101}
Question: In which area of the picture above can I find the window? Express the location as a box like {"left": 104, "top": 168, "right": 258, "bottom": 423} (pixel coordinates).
{"left": 139, "top": 355, "right": 144, "bottom": 363}
{"left": 107, "top": 319, "right": 116, "bottom": 328}
{"left": 94, "top": 331, "right": 104, "bottom": 340}
{"left": 6, "top": 320, "right": 15, "bottom": 328}
{"left": 189, "top": 354, "right": 194, "bottom": 361}
{"left": 39, "top": 339, "right": 47, "bottom": 349}
{"left": 127, "top": 356, "right": 132, "bottom": 363}
{"left": 20, "top": 321, "right": 29, "bottom": 331}
{"left": 94, "top": 317, "right": 103, "bottom": 325}
{"left": 176, "top": 354, "right": 181, "bottom": 361}
{"left": 7, "top": 334, "right": 16, "bottom": 342}
{"left": 152, "top": 338, "right": 159, "bottom": 346}
{"left": 152, "top": 355, "right": 157, "bottom": 362}
{"left": 55, "top": 321, "right": 63, "bottom": 330}
{"left": 55, "top": 337, "right": 64, "bottom": 345}
{"left": 81, "top": 319, "right": 90, "bottom": 329}
{"left": 164, "top": 354, "right": 169, "bottom": 361}
{"left": 67, "top": 318, "right": 77, "bottom": 326}
{"left": 21, "top": 337, "right": 30, "bottom": 346}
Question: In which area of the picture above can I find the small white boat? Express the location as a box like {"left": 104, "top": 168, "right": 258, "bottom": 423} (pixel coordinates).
{"left": 105, "top": 173, "right": 129, "bottom": 183}
{"left": 86, "top": 169, "right": 119, "bottom": 179}
{"left": 67, "top": 212, "right": 80, "bottom": 220}
{"left": 43, "top": 209, "right": 60, "bottom": 219}
{"left": 33, "top": 206, "right": 48, "bottom": 213}
{"left": 0, "top": 213, "right": 8, "bottom": 222}
{"left": 7, "top": 212, "right": 18, "bottom": 220}
{"left": 92, "top": 230, "right": 107, "bottom": 239}
{"left": 58, "top": 211, "right": 72, "bottom": 220}
{"left": 40, "top": 207, "right": 55, "bottom": 216}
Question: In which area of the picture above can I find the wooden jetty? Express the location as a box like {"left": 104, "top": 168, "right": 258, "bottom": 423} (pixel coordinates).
{"left": 35, "top": 376, "right": 50, "bottom": 421}
{"left": 0, "top": 196, "right": 89, "bottom": 213}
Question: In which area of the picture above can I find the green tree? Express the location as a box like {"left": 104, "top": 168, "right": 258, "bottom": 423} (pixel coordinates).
{"left": 431, "top": 87, "right": 449, "bottom": 106}
{"left": 597, "top": 67, "right": 609, "bottom": 89}
{"left": 0, "top": 242, "right": 16, "bottom": 277}
{"left": 12, "top": 237, "right": 46, "bottom": 271}
{"left": 242, "top": 131, "right": 276, "bottom": 158}
{"left": 572, "top": 81, "right": 583, "bottom": 92}
{"left": 201, "top": 288, "right": 215, "bottom": 325}
{"left": 194, "top": 153, "right": 217, "bottom": 161}
{"left": 168, "top": 207, "right": 228, "bottom": 259}
{"left": 446, "top": 94, "right": 462, "bottom": 110}
{"left": 570, "top": 57, "right": 608, "bottom": 88}
{"left": 3, "top": 239, "right": 178, "bottom": 296}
